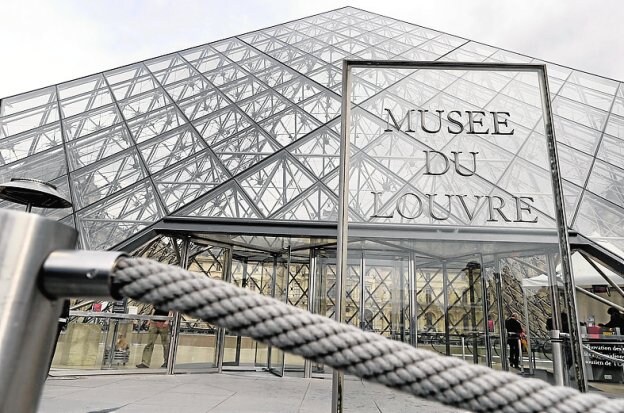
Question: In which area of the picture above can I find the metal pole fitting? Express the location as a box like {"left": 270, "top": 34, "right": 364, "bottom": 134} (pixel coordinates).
{"left": 0, "top": 209, "right": 77, "bottom": 413}
{"left": 550, "top": 329, "right": 566, "bottom": 386}
{"left": 41, "top": 250, "right": 127, "bottom": 299}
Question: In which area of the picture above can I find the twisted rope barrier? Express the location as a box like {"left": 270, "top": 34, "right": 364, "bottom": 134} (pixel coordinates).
{"left": 113, "top": 257, "right": 624, "bottom": 413}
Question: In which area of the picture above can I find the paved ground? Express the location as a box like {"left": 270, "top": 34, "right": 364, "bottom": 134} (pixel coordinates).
{"left": 39, "top": 372, "right": 469, "bottom": 413}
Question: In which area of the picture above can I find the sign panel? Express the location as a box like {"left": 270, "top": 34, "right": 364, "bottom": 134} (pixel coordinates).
{"left": 342, "top": 63, "right": 560, "bottom": 230}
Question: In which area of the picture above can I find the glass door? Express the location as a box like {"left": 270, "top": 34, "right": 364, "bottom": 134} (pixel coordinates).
{"left": 222, "top": 253, "right": 275, "bottom": 370}
{"left": 173, "top": 242, "right": 226, "bottom": 372}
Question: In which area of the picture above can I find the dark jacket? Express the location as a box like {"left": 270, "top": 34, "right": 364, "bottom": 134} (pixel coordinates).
{"left": 603, "top": 312, "right": 624, "bottom": 330}
{"left": 505, "top": 318, "right": 523, "bottom": 337}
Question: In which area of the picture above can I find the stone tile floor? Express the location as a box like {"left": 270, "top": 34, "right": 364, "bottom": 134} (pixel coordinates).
{"left": 39, "top": 372, "right": 469, "bottom": 413}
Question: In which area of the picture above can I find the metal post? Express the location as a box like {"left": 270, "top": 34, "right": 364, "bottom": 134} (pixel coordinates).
{"left": 521, "top": 289, "right": 533, "bottom": 375}
{"left": 442, "top": 261, "right": 451, "bottom": 356}
{"left": 0, "top": 209, "right": 77, "bottom": 413}
{"left": 547, "top": 254, "right": 566, "bottom": 386}
{"left": 467, "top": 265, "right": 479, "bottom": 364}
{"left": 304, "top": 248, "right": 318, "bottom": 378}
{"left": 216, "top": 247, "right": 232, "bottom": 373}
{"left": 267, "top": 255, "right": 278, "bottom": 371}
{"left": 399, "top": 257, "right": 406, "bottom": 342}
{"left": 538, "top": 66, "right": 587, "bottom": 391}
{"left": 481, "top": 259, "right": 493, "bottom": 368}
{"left": 333, "top": 59, "right": 354, "bottom": 413}
{"left": 359, "top": 252, "right": 365, "bottom": 330}
{"left": 408, "top": 252, "right": 417, "bottom": 348}
{"left": 494, "top": 259, "right": 508, "bottom": 371}
{"left": 167, "top": 237, "right": 189, "bottom": 375}
{"left": 461, "top": 336, "right": 466, "bottom": 361}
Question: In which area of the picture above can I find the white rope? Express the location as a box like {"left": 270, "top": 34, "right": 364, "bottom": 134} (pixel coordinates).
{"left": 113, "top": 257, "right": 624, "bottom": 413}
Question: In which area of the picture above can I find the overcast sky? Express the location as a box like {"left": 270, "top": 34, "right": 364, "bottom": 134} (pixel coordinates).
{"left": 1, "top": 0, "right": 623, "bottom": 99}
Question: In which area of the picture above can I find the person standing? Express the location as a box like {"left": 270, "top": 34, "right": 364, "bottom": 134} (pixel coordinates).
{"left": 505, "top": 312, "right": 523, "bottom": 369}
{"left": 136, "top": 307, "right": 171, "bottom": 368}
{"left": 598, "top": 307, "right": 624, "bottom": 332}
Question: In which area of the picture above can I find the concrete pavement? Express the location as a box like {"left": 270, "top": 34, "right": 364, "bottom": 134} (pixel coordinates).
{"left": 39, "top": 372, "right": 469, "bottom": 413}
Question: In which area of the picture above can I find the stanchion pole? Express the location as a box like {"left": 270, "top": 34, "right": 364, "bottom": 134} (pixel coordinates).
{"left": 0, "top": 209, "right": 77, "bottom": 413}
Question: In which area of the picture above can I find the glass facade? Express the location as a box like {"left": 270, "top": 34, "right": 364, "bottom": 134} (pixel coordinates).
{"left": 3, "top": 5, "right": 624, "bottom": 399}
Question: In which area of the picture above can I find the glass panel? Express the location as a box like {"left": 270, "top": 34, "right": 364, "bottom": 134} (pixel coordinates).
{"left": 153, "top": 150, "right": 229, "bottom": 213}
{"left": 54, "top": 305, "right": 172, "bottom": 371}
{"left": 0, "top": 103, "right": 59, "bottom": 138}
{"left": 174, "top": 181, "right": 261, "bottom": 218}
{"left": 138, "top": 125, "right": 207, "bottom": 174}
{"left": 127, "top": 105, "right": 185, "bottom": 144}
{"left": 110, "top": 75, "right": 158, "bottom": 101}
{"left": 288, "top": 127, "right": 341, "bottom": 178}
{"left": 63, "top": 105, "right": 122, "bottom": 141}
{"left": 239, "top": 90, "right": 290, "bottom": 122}
{"left": 552, "top": 96, "right": 608, "bottom": 131}
{"left": 254, "top": 65, "right": 297, "bottom": 88}
{"left": 212, "top": 126, "right": 280, "bottom": 176}
{"left": 118, "top": 89, "right": 170, "bottom": 120}
{"left": 586, "top": 160, "right": 624, "bottom": 207}
{"left": 238, "top": 156, "right": 316, "bottom": 217}
{"left": 203, "top": 64, "right": 247, "bottom": 87}
{"left": 220, "top": 77, "right": 267, "bottom": 102}
{"left": 555, "top": 144, "right": 593, "bottom": 187}
{"left": 558, "top": 82, "right": 614, "bottom": 111}
{"left": 178, "top": 89, "right": 228, "bottom": 120}
{"left": 0, "top": 146, "right": 67, "bottom": 183}
{"left": 105, "top": 64, "right": 151, "bottom": 86}
{"left": 553, "top": 116, "right": 602, "bottom": 156}
{"left": 76, "top": 180, "right": 164, "bottom": 250}
{"left": 258, "top": 107, "right": 320, "bottom": 146}
{"left": 568, "top": 71, "right": 619, "bottom": 95}
{"left": 0, "top": 87, "right": 56, "bottom": 117}
{"left": 66, "top": 124, "right": 133, "bottom": 171}
{"left": 71, "top": 148, "right": 146, "bottom": 209}
{"left": 175, "top": 242, "right": 224, "bottom": 372}
{"left": 573, "top": 191, "right": 624, "bottom": 243}
{"left": 0, "top": 122, "right": 63, "bottom": 166}
{"left": 596, "top": 133, "right": 624, "bottom": 167}
{"left": 179, "top": 44, "right": 218, "bottom": 65}
{"left": 60, "top": 88, "right": 114, "bottom": 118}
{"left": 58, "top": 74, "right": 108, "bottom": 100}
{"left": 164, "top": 76, "right": 212, "bottom": 102}
{"left": 145, "top": 54, "right": 186, "bottom": 72}
{"left": 192, "top": 106, "right": 253, "bottom": 146}
{"left": 605, "top": 113, "right": 624, "bottom": 140}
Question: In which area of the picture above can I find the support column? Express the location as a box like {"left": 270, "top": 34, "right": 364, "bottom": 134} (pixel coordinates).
{"left": 359, "top": 252, "right": 365, "bottom": 330}
{"left": 216, "top": 247, "right": 232, "bottom": 372}
{"left": 408, "top": 252, "right": 417, "bottom": 348}
{"left": 304, "top": 248, "right": 318, "bottom": 378}
{"left": 443, "top": 261, "right": 451, "bottom": 356}
{"left": 166, "top": 237, "right": 189, "bottom": 375}
{"left": 480, "top": 258, "right": 493, "bottom": 367}
{"left": 548, "top": 253, "right": 566, "bottom": 386}
{"left": 494, "top": 259, "right": 508, "bottom": 371}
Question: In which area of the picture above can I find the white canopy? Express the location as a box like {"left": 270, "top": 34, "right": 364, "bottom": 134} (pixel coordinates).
{"left": 522, "top": 250, "right": 624, "bottom": 288}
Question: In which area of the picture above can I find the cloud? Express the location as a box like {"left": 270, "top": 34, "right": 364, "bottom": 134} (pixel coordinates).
{"left": 1, "top": 0, "right": 622, "bottom": 99}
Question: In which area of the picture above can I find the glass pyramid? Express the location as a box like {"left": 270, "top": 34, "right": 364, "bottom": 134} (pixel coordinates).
{"left": 1, "top": 6, "right": 623, "bottom": 254}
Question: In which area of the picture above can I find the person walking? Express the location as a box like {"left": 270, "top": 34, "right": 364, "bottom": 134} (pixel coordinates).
{"left": 505, "top": 312, "right": 524, "bottom": 369}
{"left": 136, "top": 307, "right": 171, "bottom": 368}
